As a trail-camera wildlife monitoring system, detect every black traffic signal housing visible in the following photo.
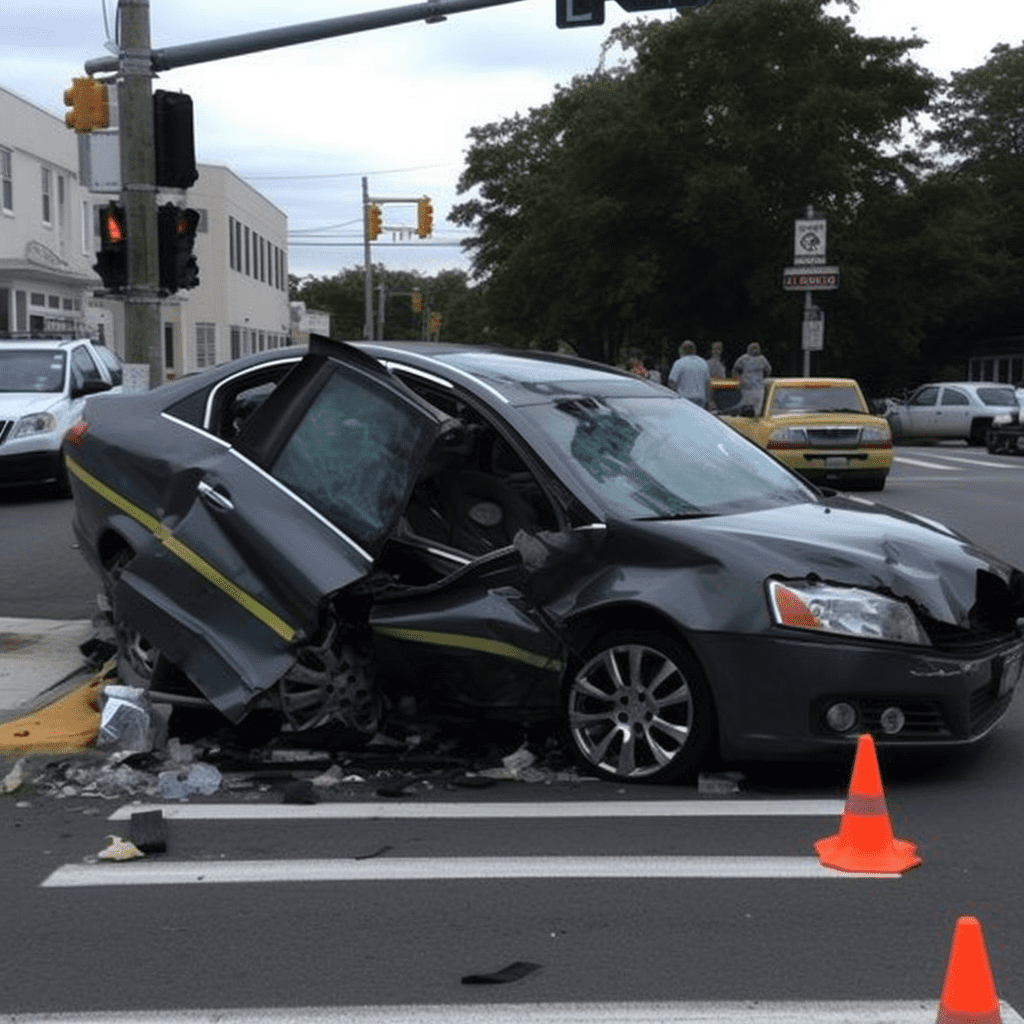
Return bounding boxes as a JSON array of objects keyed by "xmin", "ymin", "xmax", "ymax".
[
  {"xmin": 64, "ymin": 77, "xmax": 109, "ymax": 132},
  {"xmin": 410, "ymin": 288, "xmax": 423, "ymax": 314},
  {"xmin": 416, "ymin": 198, "xmax": 433, "ymax": 238},
  {"xmin": 153, "ymin": 90, "xmax": 198, "ymax": 190},
  {"xmin": 367, "ymin": 203, "xmax": 382, "ymax": 241},
  {"xmin": 93, "ymin": 202, "xmax": 127, "ymax": 291},
  {"xmin": 158, "ymin": 203, "xmax": 200, "ymax": 294}
]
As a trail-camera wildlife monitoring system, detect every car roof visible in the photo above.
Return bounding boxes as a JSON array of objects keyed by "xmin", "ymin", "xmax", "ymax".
[
  {"xmin": 0, "ymin": 338, "xmax": 93, "ymax": 350},
  {"xmin": 769, "ymin": 377, "xmax": 862, "ymax": 387},
  {"xmin": 917, "ymin": 381, "xmax": 1015, "ymax": 389},
  {"xmin": 360, "ymin": 340, "xmax": 659, "ymax": 406}
]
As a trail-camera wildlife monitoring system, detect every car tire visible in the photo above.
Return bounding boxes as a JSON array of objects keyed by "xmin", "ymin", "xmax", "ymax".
[
  {"xmin": 104, "ymin": 548, "xmax": 165, "ymax": 690},
  {"xmin": 563, "ymin": 630, "xmax": 714, "ymax": 784},
  {"xmin": 969, "ymin": 419, "xmax": 991, "ymax": 446}
]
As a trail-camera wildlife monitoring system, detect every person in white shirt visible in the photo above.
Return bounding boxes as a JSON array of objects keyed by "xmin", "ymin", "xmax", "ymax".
[
  {"xmin": 667, "ymin": 340, "xmax": 711, "ymax": 408},
  {"xmin": 731, "ymin": 342, "xmax": 772, "ymax": 412}
]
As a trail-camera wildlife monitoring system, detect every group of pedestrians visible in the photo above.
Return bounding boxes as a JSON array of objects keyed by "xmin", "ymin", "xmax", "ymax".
[{"xmin": 666, "ymin": 339, "xmax": 771, "ymax": 411}]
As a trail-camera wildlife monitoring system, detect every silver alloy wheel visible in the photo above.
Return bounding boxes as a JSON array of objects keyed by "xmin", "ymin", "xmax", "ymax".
[
  {"xmin": 117, "ymin": 623, "xmax": 159, "ymax": 684},
  {"xmin": 568, "ymin": 642, "xmax": 694, "ymax": 780}
]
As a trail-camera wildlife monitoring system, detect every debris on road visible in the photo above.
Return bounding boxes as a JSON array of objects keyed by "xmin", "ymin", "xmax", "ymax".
[
  {"xmin": 461, "ymin": 961, "xmax": 542, "ymax": 985},
  {"xmin": 96, "ymin": 834, "xmax": 145, "ymax": 861},
  {"xmin": 129, "ymin": 809, "xmax": 167, "ymax": 854}
]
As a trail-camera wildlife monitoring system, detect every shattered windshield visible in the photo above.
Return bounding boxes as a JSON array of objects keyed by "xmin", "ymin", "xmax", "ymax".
[
  {"xmin": 0, "ymin": 350, "xmax": 66, "ymax": 393},
  {"xmin": 526, "ymin": 395, "xmax": 813, "ymax": 518}
]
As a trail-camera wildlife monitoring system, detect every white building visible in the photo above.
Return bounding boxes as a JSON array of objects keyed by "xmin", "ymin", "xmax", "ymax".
[{"xmin": 1, "ymin": 84, "xmax": 292, "ymax": 378}]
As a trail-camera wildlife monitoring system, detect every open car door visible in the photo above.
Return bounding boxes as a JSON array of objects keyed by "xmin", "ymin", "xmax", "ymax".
[{"xmin": 113, "ymin": 339, "xmax": 448, "ymax": 722}]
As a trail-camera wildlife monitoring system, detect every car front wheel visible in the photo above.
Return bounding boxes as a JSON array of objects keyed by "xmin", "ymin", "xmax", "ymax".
[{"xmin": 564, "ymin": 630, "xmax": 713, "ymax": 783}]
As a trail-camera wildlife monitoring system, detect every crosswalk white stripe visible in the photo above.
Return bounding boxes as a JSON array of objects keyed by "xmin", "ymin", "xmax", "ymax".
[
  {"xmin": 107, "ymin": 799, "xmax": 846, "ymax": 821},
  {"xmin": 3, "ymin": 1002, "xmax": 1022, "ymax": 1023},
  {"xmin": 41, "ymin": 855, "xmax": 898, "ymax": 887}
]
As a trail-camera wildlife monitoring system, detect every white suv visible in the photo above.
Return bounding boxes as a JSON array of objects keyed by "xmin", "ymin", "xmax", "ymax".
[{"xmin": 0, "ymin": 338, "xmax": 122, "ymax": 495}]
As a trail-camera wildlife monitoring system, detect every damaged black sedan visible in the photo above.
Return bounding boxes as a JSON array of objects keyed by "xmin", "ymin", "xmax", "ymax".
[{"xmin": 64, "ymin": 339, "xmax": 1024, "ymax": 782}]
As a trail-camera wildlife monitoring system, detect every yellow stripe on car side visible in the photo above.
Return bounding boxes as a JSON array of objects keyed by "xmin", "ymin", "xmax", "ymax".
[
  {"xmin": 65, "ymin": 456, "xmax": 296, "ymax": 643},
  {"xmin": 374, "ymin": 625, "xmax": 563, "ymax": 672}
]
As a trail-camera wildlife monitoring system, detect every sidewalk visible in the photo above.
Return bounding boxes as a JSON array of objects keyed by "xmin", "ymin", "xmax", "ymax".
[{"xmin": 0, "ymin": 617, "xmax": 98, "ymax": 719}]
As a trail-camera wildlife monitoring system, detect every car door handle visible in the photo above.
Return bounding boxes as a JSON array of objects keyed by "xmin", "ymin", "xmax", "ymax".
[{"xmin": 198, "ymin": 480, "xmax": 234, "ymax": 512}]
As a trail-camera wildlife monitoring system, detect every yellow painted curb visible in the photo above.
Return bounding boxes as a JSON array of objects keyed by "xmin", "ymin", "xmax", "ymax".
[{"xmin": 0, "ymin": 659, "xmax": 117, "ymax": 754}]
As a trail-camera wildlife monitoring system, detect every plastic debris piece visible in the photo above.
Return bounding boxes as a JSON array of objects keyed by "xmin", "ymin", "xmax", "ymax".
[
  {"xmin": 129, "ymin": 809, "xmax": 167, "ymax": 854},
  {"xmin": 501, "ymin": 745, "xmax": 536, "ymax": 773},
  {"xmin": 97, "ymin": 685, "xmax": 151, "ymax": 753},
  {"xmin": 1, "ymin": 758, "xmax": 26, "ymax": 794},
  {"xmin": 166, "ymin": 738, "xmax": 195, "ymax": 765},
  {"xmin": 185, "ymin": 762, "xmax": 221, "ymax": 796},
  {"xmin": 698, "ymin": 771, "xmax": 745, "ymax": 796},
  {"xmin": 311, "ymin": 765, "xmax": 345, "ymax": 788},
  {"xmin": 97, "ymin": 834, "xmax": 144, "ymax": 861},
  {"xmin": 461, "ymin": 961, "xmax": 542, "ymax": 985}
]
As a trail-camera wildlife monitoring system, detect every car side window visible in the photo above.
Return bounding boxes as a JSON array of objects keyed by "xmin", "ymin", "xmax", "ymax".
[
  {"xmin": 270, "ymin": 366, "xmax": 427, "ymax": 551},
  {"xmin": 93, "ymin": 346, "xmax": 123, "ymax": 385},
  {"xmin": 941, "ymin": 388, "xmax": 969, "ymax": 406},
  {"xmin": 70, "ymin": 346, "xmax": 103, "ymax": 392},
  {"xmin": 910, "ymin": 387, "xmax": 939, "ymax": 407}
]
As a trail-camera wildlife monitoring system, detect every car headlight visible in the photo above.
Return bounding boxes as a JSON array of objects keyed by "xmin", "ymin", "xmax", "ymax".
[
  {"xmin": 766, "ymin": 426, "xmax": 807, "ymax": 447},
  {"xmin": 11, "ymin": 412, "xmax": 58, "ymax": 439},
  {"xmin": 767, "ymin": 579, "xmax": 931, "ymax": 646},
  {"xmin": 860, "ymin": 425, "xmax": 891, "ymax": 443}
]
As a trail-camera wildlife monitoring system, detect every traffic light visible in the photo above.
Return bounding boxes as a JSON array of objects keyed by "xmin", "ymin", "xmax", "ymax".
[
  {"xmin": 411, "ymin": 289, "xmax": 423, "ymax": 314},
  {"xmin": 93, "ymin": 202, "xmax": 127, "ymax": 291},
  {"xmin": 157, "ymin": 203, "xmax": 200, "ymax": 294},
  {"xmin": 429, "ymin": 311, "xmax": 442, "ymax": 338},
  {"xmin": 416, "ymin": 198, "xmax": 433, "ymax": 238},
  {"xmin": 153, "ymin": 90, "xmax": 198, "ymax": 189},
  {"xmin": 367, "ymin": 203, "xmax": 382, "ymax": 241},
  {"xmin": 64, "ymin": 77, "xmax": 109, "ymax": 133}
]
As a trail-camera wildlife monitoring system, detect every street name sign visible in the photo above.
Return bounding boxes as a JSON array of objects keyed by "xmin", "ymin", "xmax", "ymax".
[
  {"xmin": 783, "ymin": 266, "xmax": 839, "ymax": 291},
  {"xmin": 556, "ymin": 0, "xmax": 604, "ymax": 27}
]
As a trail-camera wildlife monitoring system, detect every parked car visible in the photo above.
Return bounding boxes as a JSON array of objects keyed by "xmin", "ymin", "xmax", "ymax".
[
  {"xmin": 885, "ymin": 382, "xmax": 1019, "ymax": 445},
  {"xmin": 717, "ymin": 377, "xmax": 893, "ymax": 491},
  {"xmin": 64, "ymin": 339, "xmax": 1024, "ymax": 782},
  {"xmin": 0, "ymin": 338, "xmax": 122, "ymax": 495}
]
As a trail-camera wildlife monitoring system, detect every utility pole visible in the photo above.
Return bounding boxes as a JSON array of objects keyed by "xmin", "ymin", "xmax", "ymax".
[
  {"xmin": 362, "ymin": 176, "xmax": 373, "ymax": 339},
  {"xmin": 118, "ymin": 0, "xmax": 162, "ymax": 388}
]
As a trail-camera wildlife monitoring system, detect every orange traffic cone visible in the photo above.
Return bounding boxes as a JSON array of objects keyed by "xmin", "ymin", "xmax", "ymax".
[
  {"xmin": 814, "ymin": 733, "xmax": 921, "ymax": 873},
  {"xmin": 936, "ymin": 916, "xmax": 1002, "ymax": 1023}
]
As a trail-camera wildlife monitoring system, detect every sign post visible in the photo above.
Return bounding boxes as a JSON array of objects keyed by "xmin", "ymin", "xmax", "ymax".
[{"xmin": 784, "ymin": 207, "xmax": 837, "ymax": 376}]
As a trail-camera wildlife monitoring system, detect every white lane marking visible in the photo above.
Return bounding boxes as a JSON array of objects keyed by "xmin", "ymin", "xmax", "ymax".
[
  {"xmin": 41, "ymin": 856, "xmax": 897, "ymax": 887},
  {"xmin": 921, "ymin": 453, "xmax": 1024, "ymax": 469},
  {"xmin": 107, "ymin": 799, "xmax": 846, "ymax": 821},
  {"xmin": 892, "ymin": 455, "xmax": 958, "ymax": 470},
  {"xmin": 6, "ymin": 1003, "xmax": 1021, "ymax": 1023}
]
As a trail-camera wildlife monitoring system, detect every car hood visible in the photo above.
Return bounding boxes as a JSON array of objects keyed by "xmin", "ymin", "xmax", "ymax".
[
  {"xmin": 531, "ymin": 499, "xmax": 1023, "ymax": 637},
  {"xmin": 0, "ymin": 392, "xmax": 65, "ymax": 418},
  {"xmin": 759, "ymin": 412, "xmax": 887, "ymax": 427},
  {"xmin": 676, "ymin": 500, "xmax": 1021, "ymax": 629}
]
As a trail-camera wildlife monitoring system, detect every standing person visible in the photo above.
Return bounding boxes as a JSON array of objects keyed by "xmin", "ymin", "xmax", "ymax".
[
  {"xmin": 732, "ymin": 342, "xmax": 772, "ymax": 412},
  {"xmin": 706, "ymin": 341, "xmax": 726, "ymax": 380},
  {"xmin": 667, "ymin": 340, "xmax": 711, "ymax": 409}
]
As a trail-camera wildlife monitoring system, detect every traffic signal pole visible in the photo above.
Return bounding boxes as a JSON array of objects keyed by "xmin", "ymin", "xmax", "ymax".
[{"xmin": 118, "ymin": 0, "xmax": 162, "ymax": 388}]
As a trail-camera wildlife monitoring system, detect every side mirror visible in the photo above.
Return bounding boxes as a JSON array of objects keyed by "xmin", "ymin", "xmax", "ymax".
[{"xmin": 72, "ymin": 378, "xmax": 113, "ymax": 399}]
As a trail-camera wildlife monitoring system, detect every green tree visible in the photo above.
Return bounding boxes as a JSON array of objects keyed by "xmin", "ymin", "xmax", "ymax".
[
  {"xmin": 924, "ymin": 43, "xmax": 1024, "ymax": 354},
  {"xmin": 453, "ymin": 0, "xmax": 942, "ymax": 375}
]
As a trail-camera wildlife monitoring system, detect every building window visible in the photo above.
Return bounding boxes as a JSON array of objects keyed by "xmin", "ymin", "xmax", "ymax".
[
  {"xmin": 41, "ymin": 167, "xmax": 52, "ymax": 224},
  {"xmin": 260, "ymin": 237, "xmax": 266, "ymax": 283},
  {"xmin": 164, "ymin": 323, "xmax": 174, "ymax": 368},
  {"xmin": 230, "ymin": 326, "xmax": 241, "ymax": 360},
  {"xmin": 195, "ymin": 323, "xmax": 216, "ymax": 368},
  {"xmin": 30, "ymin": 292, "xmax": 45, "ymax": 306},
  {"xmin": 1, "ymin": 148, "xmax": 12, "ymax": 212},
  {"xmin": 48, "ymin": 295, "xmax": 60, "ymax": 309},
  {"xmin": 244, "ymin": 226, "xmax": 250, "ymax": 275},
  {"xmin": 57, "ymin": 175, "xmax": 67, "ymax": 237},
  {"xmin": 235, "ymin": 220, "xmax": 242, "ymax": 274},
  {"xmin": 228, "ymin": 216, "xmax": 236, "ymax": 270}
]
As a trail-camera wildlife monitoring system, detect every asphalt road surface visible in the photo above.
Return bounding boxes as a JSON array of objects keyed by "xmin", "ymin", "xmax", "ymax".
[{"xmin": 2, "ymin": 443, "xmax": 1024, "ymax": 1021}]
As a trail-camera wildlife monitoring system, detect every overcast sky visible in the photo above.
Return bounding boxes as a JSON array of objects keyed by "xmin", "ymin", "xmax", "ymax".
[{"xmin": 5, "ymin": 0, "xmax": 1024, "ymax": 282}]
